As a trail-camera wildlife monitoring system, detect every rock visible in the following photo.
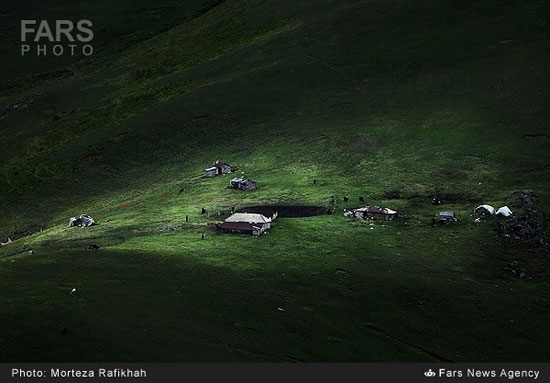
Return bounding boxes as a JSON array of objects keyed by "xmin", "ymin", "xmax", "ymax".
[{"xmin": 499, "ymin": 191, "xmax": 547, "ymax": 249}]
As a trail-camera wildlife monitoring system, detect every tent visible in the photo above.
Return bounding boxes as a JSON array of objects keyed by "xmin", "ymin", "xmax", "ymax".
[
  {"xmin": 496, "ymin": 206, "xmax": 513, "ymax": 217},
  {"xmin": 69, "ymin": 214, "xmax": 96, "ymax": 227},
  {"xmin": 474, "ymin": 205, "xmax": 496, "ymax": 216}
]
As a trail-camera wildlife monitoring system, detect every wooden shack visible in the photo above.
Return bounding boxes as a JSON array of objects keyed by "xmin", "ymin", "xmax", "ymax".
[
  {"xmin": 345, "ymin": 205, "xmax": 397, "ymax": 221},
  {"xmin": 438, "ymin": 211, "xmax": 456, "ymax": 223},
  {"xmin": 220, "ymin": 213, "xmax": 271, "ymax": 236},
  {"xmin": 229, "ymin": 177, "xmax": 257, "ymax": 191},
  {"xmin": 205, "ymin": 161, "xmax": 234, "ymax": 177}
]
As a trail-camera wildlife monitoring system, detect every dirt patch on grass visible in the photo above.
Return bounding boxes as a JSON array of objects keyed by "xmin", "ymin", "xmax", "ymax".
[
  {"xmin": 236, "ymin": 205, "xmax": 329, "ymax": 218},
  {"xmin": 118, "ymin": 197, "xmax": 144, "ymax": 209}
]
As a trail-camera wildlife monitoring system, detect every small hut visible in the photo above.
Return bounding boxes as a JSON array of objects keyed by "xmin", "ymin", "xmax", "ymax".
[
  {"xmin": 229, "ymin": 177, "xmax": 257, "ymax": 191},
  {"xmin": 474, "ymin": 205, "xmax": 496, "ymax": 217},
  {"xmin": 69, "ymin": 214, "xmax": 96, "ymax": 227},
  {"xmin": 220, "ymin": 213, "xmax": 271, "ymax": 236},
  {"xmin": 345, "ymin": 205, "xmax": 397, "ymax": 221},
  {"xmin": 438, "ymin": 211, "xmax": 456, "ymax": 223},
  {"xmin": 205, "ymin": 161, "xmax": 234, "ymax": 177}
]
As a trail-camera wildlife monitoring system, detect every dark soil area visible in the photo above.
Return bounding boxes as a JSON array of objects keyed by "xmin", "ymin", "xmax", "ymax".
[{"xmin": 236, "ymin": 205, "xmax": 330, "ymax": 218}]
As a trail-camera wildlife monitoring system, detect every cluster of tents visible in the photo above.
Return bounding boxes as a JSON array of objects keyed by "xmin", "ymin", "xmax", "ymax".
[{"xmin": 474, "ymin": 204, "xmax": 513, "ymax": 217}]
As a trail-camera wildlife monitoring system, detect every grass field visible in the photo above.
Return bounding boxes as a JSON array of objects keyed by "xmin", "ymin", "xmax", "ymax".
[{"xmin": 0, "ymin": 0, "xmax": 549, "ymax": 362}]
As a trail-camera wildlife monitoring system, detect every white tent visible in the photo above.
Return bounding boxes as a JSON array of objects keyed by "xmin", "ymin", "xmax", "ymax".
[
  {"xmin": 496, "ymin": 206, "xmax": 513, "ymax": 217},
  {"xmin": 69, "ymin": 214, "xmax": 96, "ymax": 227},
  {"xmin": 475, "ymin": 204, "xmax": 496, "ymax": 216}
]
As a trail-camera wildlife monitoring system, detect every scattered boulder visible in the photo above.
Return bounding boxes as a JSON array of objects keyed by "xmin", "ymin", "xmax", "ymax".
[{"xmin": 499, "ymin": 191, "xmax": 545, "ymax": 242}]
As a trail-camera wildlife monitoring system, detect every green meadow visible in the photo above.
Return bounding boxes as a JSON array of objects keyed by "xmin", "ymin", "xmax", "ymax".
[{"xmin": 0, "ymin": 0, "xmax": 549, "ymax": 361}]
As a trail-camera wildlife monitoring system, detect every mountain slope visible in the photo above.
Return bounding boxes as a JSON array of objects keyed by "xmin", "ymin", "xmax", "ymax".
[{"xmin": 0, "ymin": 0, "xmax": 549, "ymax": 362}]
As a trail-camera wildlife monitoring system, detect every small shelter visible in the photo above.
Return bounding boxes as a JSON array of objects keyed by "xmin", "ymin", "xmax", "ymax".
[
  {"xmin": 345, "ymin": 205, "xmax": 397, "ymax": 221},
  {"xmin": 496, "ymin": 206, "xmax": 513, "ymax": 217},
  {"xmin": 69, "ymin": 214, "xmax": 96, "ymax": 227},
  {"xmin": 220, "ymin": 213, "xmax": 272, "ymax": 236},
  {"xmin": 438, "ymin": 211, "xmax": 457, "ymax": 223},
  {"xmin": 229, "ymin": 177, "xmax": 257, "ymax": 191},
  {"xmin": 205, "ymin": 161, "xmax": 234, "ymax": 177},
  {"xmin": 474, "ymin": 205, "xmax": 496, "ymax": 216}
]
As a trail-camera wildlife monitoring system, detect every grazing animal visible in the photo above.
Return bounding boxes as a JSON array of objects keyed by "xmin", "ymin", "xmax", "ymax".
[
  {"xmin": 359, "ymin": 197, "xmax": 365, "ymax": 202},
  {"xmin": 201, "ymin": 233, "xmax": 205, "ymax": 240},
  {"xmin": 70, "ymin": 288, "xmax": 77, "ymax": 296},
  {"xmin": 88, "ymin": 244, "xmax": 100, "ymax": 250},
  {"xmin": 178, "ymin": 188, "xmax": 185, "ymax": 194},
  {"xmin": 343, "ymin": 197, "xmax": 348, "ymax": 202},
  {"xmin": 185, "ymin": 215, "xmax": 189, "ymax": 222},
  {"xmin": 313, "ymin": 179, "xmax": 317, "ymax": 185},
  {"xmin": 201, "ymin": 207, "xmax": 206, "ymax": 214}
]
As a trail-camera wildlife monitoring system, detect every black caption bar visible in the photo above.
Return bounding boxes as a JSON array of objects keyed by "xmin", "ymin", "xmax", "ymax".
[{"xmin": 1, "ymin": 363, "xmax": 548, "ymax": 383}]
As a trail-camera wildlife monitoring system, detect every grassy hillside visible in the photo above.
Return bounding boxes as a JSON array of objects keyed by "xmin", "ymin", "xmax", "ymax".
[{"xmin": 0, "ymin": 0, "xmax": 549, "ymax": 362}]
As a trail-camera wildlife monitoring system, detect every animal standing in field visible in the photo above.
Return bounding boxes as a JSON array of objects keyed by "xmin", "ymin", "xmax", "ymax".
[{"xmin": 69, "ymin": 288, "xmax": 77, "ymax": 296}]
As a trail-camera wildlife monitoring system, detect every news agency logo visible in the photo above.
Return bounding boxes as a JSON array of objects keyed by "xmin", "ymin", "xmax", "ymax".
[
  {"xmin": 20, "ymin": 19, "xmax": 94, "ymax": 56},
  {"xmin": 424, "ymin": 369, "xmax": 436, "ymax": 378}
]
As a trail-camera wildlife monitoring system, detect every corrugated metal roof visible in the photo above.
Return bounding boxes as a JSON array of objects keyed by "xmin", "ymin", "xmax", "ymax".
[{"xmin": 225, "ymin": 213, "xmax": 271, "ymax": 224}]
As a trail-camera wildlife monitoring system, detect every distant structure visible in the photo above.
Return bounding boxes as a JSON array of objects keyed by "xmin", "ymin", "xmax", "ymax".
[
  {"xmin": 229, "ymin": 177, "xmax": 257, "ymax": 191},
  {"xmin": 438, "ymin": 211, "xmax": 456, "ymax": 223},
  {"xmin": 205, "ymin": 161, "xmax": 234, "ymax": 178},
  {"xmin": 344, "ymin": 205, "xmax": 397, "ymax": 221},
  {"xmin": 220, "ymin": 213, "xmax": 272, "ymax": 236},
  {"xmin": 474, "ymin": 204, "xmax": 496, "ymax": 217},
  {"xmin": 68, "ymin": 214, "xmax": 96, "ymax": 227},
  {"xmin": 474, "ymin": 204, "xmax": 512, "ymax": 217}
]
